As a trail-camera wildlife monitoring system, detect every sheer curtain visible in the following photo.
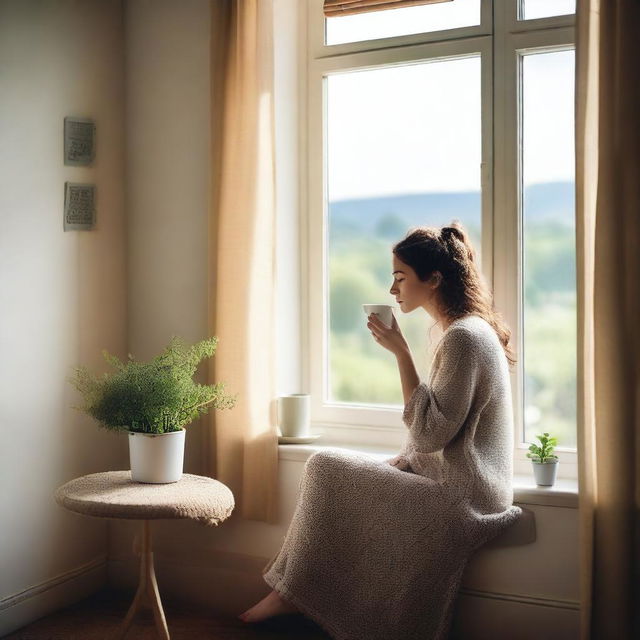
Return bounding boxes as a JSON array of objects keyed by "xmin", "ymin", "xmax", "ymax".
[
  {"xmin": 207, "ymin": 0, "xmax": 279, "ymax": 524},
  {"xmin": 576, "ymin": 0, "xmax": 640, "ymax": 637}
]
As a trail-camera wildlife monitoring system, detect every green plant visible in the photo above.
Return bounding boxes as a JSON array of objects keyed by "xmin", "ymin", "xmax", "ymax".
[
  {"xmin": 70, "ymin": 336, "xmax": 237, "ymax": 434},
  {"xmin": 526, "ymin": 432, "xmax": 559, "ymax": 464}
]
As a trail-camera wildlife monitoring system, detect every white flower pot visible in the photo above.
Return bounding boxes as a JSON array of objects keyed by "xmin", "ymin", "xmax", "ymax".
[
  {"xmin": 128, "ymin": 429, "xmax": 185, "ymax": 483},
  {"xmin": 532, "ymin": 459, "xmax": 558, "ymax": 486}
]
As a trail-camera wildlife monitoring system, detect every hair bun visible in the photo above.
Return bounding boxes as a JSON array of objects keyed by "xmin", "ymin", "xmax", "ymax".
[
  {"xmin": 441, "ymin": 225, "xmax": 465, "ymax": 243},
  {"xmin": 441, "ymin": 223, "xmax": 476, "ymax": 263}
]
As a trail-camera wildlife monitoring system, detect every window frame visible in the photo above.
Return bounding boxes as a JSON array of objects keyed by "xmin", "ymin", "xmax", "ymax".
[{"xmin": 301, "ymin": 0, "xmax": 578, "ymax": 478}]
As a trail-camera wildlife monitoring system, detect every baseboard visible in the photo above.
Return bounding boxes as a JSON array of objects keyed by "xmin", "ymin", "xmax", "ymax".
[
  {"xmin": 0, "ymin": 556, "xmax": 107, "ymax": 637},
  {"xmin": 459, "ymin": 586, "xmax": 579, "ymax": 611},
  {"xmin": 452, "ymin": 588, "xmax": 580, "ymax": 639}
]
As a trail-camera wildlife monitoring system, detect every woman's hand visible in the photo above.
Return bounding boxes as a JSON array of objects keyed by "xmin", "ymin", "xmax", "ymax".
[
  {"xmin": 385, "ymin": 454, "xmax": 412, "ymax": 472},
  {"xmin": 367, "ymin": 312, "xmax": 409, "ymax": 358}
]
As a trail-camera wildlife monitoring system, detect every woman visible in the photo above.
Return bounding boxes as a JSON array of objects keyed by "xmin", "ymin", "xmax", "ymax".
[{"xmin": 240, "ymin": 222, "xmax": 522, "ymax": 640}]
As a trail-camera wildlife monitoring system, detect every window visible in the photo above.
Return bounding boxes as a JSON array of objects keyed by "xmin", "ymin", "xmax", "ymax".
[
  {"xmin": 521, "ymin": 49, "xmax": 576, "ymax": 450},
  {"xmin": 304, "ymin": 0, "xmax": 577, "ymax": 477}
]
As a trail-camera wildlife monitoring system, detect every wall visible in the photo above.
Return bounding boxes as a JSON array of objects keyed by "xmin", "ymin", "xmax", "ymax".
[{"xmin": 0, "ymin": 0, "xmax": 128, "ymax": 635}]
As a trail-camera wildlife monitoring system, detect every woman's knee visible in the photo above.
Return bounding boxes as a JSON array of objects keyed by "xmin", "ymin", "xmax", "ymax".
[{"xmin": 304, "ymin": 449, "xmax": 351, "ymax": 476}]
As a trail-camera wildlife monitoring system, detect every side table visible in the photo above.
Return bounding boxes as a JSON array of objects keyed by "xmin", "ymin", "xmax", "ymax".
[{"xmin": 55, "ymin": 471, "xmax": 234, "ymax": 639}]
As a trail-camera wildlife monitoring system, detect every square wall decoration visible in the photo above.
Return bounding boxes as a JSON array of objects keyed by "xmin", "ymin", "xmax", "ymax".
[
  {"xmin": 64, "ymin": 182, "xmax": 95, "ymax": 231},
  {"xmin": 64, "ymin": 117, "xmax": 96, "ymax": 166}
]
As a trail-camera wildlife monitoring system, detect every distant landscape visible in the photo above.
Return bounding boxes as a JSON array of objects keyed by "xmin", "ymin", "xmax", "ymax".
[{"xmin": 327, "ymin": 181, "xmax": 577, "ymax": 449}]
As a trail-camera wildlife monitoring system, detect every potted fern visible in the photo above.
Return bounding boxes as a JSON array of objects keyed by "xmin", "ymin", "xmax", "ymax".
[
  {"xmin": 70, "ymin": 336, "xmax": 236, "ymax": 483},
  {"xmin": 526, "ymin": 432, "xmax": 559, "ymax": 486}
]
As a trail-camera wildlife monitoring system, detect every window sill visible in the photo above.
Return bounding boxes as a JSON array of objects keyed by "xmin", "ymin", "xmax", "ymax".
[{"xmin": 278, "ymin": 443, "xmax": 578, "ymax": 509}]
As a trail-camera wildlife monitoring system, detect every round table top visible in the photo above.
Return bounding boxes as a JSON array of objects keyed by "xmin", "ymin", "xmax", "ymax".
[{"xmin": 55, "ymin": 471, "xmax": 234, "ymax": 526}]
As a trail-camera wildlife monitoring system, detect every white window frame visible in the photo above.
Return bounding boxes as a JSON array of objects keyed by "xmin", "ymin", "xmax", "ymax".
[{"xmin": 300, "ymin": 0, "xmax": 578, "ymax": 478}]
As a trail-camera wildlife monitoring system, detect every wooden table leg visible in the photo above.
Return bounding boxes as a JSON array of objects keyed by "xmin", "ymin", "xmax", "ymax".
[{"xmin": 116, "ymin": 520, "xmax": 170, "ymax": 640}]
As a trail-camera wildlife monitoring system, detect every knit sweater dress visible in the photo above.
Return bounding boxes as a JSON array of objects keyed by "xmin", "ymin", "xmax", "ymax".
[{"xmin": 263, "ymin": 315, "xmax": 522, "ymax": 640}]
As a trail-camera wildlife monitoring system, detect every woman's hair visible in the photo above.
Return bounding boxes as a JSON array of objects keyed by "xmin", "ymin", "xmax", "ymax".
[{"xmin": 392, "ymin": 221, "xmax": 516, "ymax": 366}]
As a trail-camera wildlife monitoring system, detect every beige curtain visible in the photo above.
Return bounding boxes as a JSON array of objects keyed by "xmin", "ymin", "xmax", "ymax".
[
  {"xmin": 324, "ymin": 0, "xmax": 450, "ymax": 18},
  {"xmin": 207, "ymin": 0, "xmax": 279, "ymax": 524},
  {"xmin": 576, "ymin": 0, "xmax": 640, "ymax": 637}
]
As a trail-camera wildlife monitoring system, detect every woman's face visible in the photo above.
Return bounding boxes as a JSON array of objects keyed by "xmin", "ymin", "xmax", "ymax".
[{"xmin": 389, "ymin": 254, "xmax": 441, "ymax": 315}]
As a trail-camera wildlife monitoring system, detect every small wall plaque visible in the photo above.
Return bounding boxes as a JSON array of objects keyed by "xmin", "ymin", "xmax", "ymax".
[
  {"xmin": 64, "ymin": 117, "xmax": 96, "ymax": 166},
  {"xmin": 64, "ymin": 182, "xmax": 96, "ymax": 231}
]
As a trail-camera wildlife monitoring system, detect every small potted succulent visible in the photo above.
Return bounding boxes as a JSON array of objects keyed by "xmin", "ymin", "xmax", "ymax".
[
  {"xmin": 526, "ymin": 432, "xmax": 559, "ymax": 486},
  {"xmin": 70, "ymin": 336, "xmax": 237, "ymax": 483}
]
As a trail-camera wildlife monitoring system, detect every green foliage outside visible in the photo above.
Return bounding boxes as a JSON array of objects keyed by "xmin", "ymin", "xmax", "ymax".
[
  {"xmin": 70, "ymin": 336, "xmax": 237, "ymax": 434},
  {"xmin": 523, "ymin": 219, "xmax": 576, "ymax": 449}
]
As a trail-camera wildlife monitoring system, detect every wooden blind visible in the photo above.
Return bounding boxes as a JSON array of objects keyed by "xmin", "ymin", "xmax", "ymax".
[{"xmin": 324, "ymin": 0, "xmax": 452, "ymax": 18}]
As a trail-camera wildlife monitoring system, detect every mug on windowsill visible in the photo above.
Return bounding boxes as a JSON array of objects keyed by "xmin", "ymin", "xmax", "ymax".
[{"xmin": 277, "ymin": 394, "xmax": 311, "ymax": 438}]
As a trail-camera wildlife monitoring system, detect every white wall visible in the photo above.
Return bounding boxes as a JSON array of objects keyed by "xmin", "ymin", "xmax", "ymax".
[{"xmin": 0, "ymin": 0, "xmax": 128, "ymax": 635}]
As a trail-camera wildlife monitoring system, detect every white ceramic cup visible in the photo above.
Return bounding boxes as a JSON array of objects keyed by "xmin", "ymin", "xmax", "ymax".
[
  {"xmin": 363, "ymin": 304, "xmax": 395, "ymax": 327},
  {"xmin": 277, "ymin": 394, "xmax": 311, "ymax": 437}
]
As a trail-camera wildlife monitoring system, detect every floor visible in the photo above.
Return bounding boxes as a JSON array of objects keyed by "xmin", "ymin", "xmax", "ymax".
[{"xmin": 2, "ymin": 588, "xmax": 331, "ymax": 640}]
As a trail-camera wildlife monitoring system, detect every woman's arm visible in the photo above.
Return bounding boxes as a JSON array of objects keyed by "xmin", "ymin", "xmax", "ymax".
[
  {"xmin": 403, "ymin": 327, "xmax": 481, "ymax": 452},
  {"xmin": 395, "ymin": 348, "xmax": 420, "ymax": 406},
  {"xmin": 368, "ymin": 313, "xmax": 483, "ymax": 453}
]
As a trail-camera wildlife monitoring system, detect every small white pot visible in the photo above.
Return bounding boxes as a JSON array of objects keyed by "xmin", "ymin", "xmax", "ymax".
[
  {"xmin": 128, "ymin": 429, "xmax": 185, "ymax": 483},
  {"xmin": 532, "ymin": 459, "xmax": 559, "ymax": 486}
]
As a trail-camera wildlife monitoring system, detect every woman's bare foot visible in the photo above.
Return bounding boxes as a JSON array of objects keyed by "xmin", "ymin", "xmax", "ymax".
[{"xmin": 238, "ymin": 589, "xmax": 299, "ymax": 623}]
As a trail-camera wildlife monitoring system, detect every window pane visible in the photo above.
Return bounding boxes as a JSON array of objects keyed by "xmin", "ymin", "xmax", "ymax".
[
  {"xmin": 521, "ymin": 49, "xmax": 576, "ymax": 450},
  {"xmin": 521, "ymin": 0, "xmax": 575, "ymax": 20},
  {"xmin": 325, "ymin": 0, "xmax": 480, "ymax": 46},
  {"xmin": 326, "ymin": 57, "xmax": 482, "ymax": 406}
]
